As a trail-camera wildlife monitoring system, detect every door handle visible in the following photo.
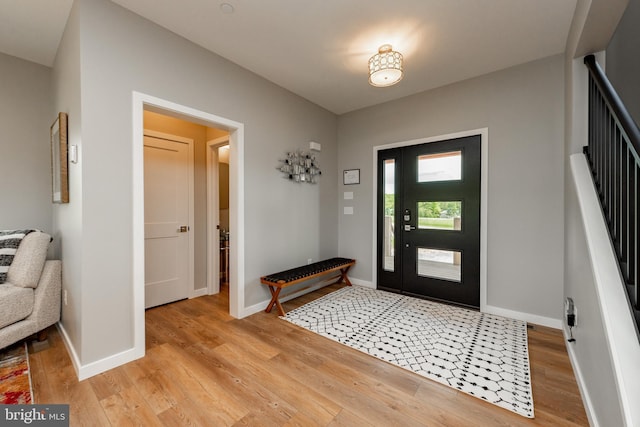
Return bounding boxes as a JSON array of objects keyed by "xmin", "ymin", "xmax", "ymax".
[
  {"xmin": 404, "ymin": 225, "xmax": 416, "ymax": 231},
  {"xmin": 178, "ymin": 225, "xmax": 189, "ymax": 233}
]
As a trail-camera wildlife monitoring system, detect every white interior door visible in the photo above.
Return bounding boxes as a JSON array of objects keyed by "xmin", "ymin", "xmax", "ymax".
[{"xmin": 144, "ymin": 135, "xmax": 191, "ymax": 308}]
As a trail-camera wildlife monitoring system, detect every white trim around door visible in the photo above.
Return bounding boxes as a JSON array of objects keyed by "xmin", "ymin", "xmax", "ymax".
[
  {"xmin": 371, "ymin": 128, "xmax": 489, "ymax": 312},
  {"xmin": 132, "ymin": 91, "xmax": 246, "ymax": 362}
]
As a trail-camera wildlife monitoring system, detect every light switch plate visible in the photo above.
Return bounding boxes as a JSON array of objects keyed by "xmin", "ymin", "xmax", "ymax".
[{"xmin": 69, "ymin": 145, "xmax": 78, "ymax": 163}]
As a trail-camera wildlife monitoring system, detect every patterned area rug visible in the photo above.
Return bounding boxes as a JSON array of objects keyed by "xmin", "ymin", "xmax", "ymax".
[
  {"xmin": 283, "ymin": 286, "xmax": 534, "ymax": 418},
  {"xmin": 0, "ymin": 342, "xmax": 33, "ymax": 404}
]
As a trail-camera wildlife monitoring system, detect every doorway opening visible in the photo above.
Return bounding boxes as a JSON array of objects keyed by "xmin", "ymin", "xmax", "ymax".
[
  {"xmin": 207, "ymin": 137, "xmax": 230, "ymax": 297},
  {"xmin": 132, "ymin": 92, "xmax": 245, "ymax": 359},
  {"xmin": 142, "ymin": 110, "xmax": 231, "ymax": 310}
]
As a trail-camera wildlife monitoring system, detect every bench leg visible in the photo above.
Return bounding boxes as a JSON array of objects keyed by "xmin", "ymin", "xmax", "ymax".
[
  {"xmin": 265, "ymin": 286, "xmax": 286, "ymax": 316},
  {"xmin": 332, "ymin": 265, "xmax": 353, "ymax": 286}
]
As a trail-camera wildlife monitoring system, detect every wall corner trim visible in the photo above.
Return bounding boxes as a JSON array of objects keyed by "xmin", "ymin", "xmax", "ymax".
[{"xmin": 483, "ymin": 305, "xmax": 562, "ymax": 329}]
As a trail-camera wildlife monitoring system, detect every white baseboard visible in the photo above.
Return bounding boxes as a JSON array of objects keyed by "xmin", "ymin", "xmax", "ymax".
[
  {"xmin": 241, "ymin": 280, "xmax": 560, "ymax": 330},
  {"xmin": 242, "ymin": 300, "xmax": 268, "ymax": 318},
  {"xmin": 56, "ymin": 322, "xmax": 144, "ymax": 381},
  {"xmin": 482, "ymin": 305, "xmax": 562, "ymax": 329},
  {"xmin": 76, "ymin": 346, "xmax": 143, "ymax": 381},
  {"xmin": 55, "ymin": 286, "xmax": 563, "ymax": 381},
  {"xmin": 242, "ymin": 278, "xmax": 373, "ymax": 318},
  {"xmin": 563, "ymin": 327, "xmax": 599, "ymax": 427},
  {"xmin": 349, "ymin": 282, "xmax": 559, "ymax": 328},
  {"xmin": 350, "ymin": 278, "xmax": 374, "ymax": 288},
  {"xmin": 56, "ymin": 322, "xmax": 82, "ymax": 378},
  {"xmin": 191, "ymin": 287, "xmax": 208, "ymax": 298}
]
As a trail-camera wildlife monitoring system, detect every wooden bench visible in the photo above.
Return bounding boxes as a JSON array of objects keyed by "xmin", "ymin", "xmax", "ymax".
[{"xmin": 261, "ymin": 257, "xmax": 355, "ymax": 316}]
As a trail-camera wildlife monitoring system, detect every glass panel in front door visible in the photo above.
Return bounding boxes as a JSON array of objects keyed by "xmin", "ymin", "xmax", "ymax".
[
  {"xmin": 417, "ymin": 247, "xmax": 462, "ymax": 282},
  {"xmin": 417, "ymin": 201, "xmax": 462, "ymax": 230},
  {"xmin": 383, "ymin": 159, "xmax": 395, "ymax": 272},
  {"xmin": 417, "ymin": 151, "xmax": 461, "ymax": 182}
]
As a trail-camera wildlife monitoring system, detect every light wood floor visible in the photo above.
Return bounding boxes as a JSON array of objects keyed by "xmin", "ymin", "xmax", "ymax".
[{"xmin": 29, "ymin": 284, "xmax": 589, "ymax": 426}]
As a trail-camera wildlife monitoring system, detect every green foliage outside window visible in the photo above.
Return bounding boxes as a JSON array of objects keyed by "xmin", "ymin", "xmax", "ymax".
[
  {"xmin": 384, "ymin": 194, "xmax": 395, "ymax": 216},
  {"xmin": 418, "ymin": 201, "xmax": 461, "ymax": 219}
]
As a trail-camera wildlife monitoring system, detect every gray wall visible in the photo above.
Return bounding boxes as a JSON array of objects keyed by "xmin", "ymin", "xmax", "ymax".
[
  {"xmin": 337, "ymin": 54, "xmax": 565, "ymax": 321},
  {"xmin": 0, "ymin": 53, "xmax": 52, "ymax": 233},
  {"xmin": 53, "ymin": 0, "xmax": 338, "ymax": 365},
  {"xmin": 52, "ymin": 0, "xmax": 83, "ymax": 359},
  {"xmin": 606, "ymin": 0, "xmax": 640, "ymax": 126}
]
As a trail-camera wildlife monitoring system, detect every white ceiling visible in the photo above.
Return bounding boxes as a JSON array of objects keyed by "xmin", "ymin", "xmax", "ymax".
[{"xmin": 1, "ymin": 0, "xmax": 578, "ymax": 114}]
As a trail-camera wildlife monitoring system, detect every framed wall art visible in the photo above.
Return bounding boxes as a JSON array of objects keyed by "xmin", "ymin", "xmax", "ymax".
[
  {"xmin": 51, "ymin": 112, "xmax": 69, "ymax": 203},
  {"xmin": 343, "ymin": 168, "xmax": 360, "ymax": 185}
]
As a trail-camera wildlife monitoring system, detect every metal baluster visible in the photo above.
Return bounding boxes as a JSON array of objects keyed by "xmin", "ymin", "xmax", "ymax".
[
  {"xmin": 587, "ymin": 76, "xmax": 596, "ymax": 169},
  {"xmin": 629, "ymin": 150, "xmax": 636, "ymax": 287},
  {"xmin": 598, "ymin": 91, "xmax": 604, "ymax": 196},
  {"xmin": 621, "ymin": 142, "xmax": 629, "ymax": 280},
  {"xmin": 615, "ymin": 125, "xmax": 622, "ymax": 258},
  {"xmin": 608, "ymin": 112, "xmax": 614, "ymax": 226},
  {"xmin": 629, "ymin": 162, "xmax": 640, "ymax": 309}
]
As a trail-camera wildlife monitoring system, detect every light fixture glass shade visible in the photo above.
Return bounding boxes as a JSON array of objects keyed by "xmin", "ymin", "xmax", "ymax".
[{"xmin": 368, "ymin": 44, "xmax": 403, "ymax": 87}]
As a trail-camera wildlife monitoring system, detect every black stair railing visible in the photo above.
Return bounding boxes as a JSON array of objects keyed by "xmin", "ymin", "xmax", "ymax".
[{"xmin": 583, "ymin": 54, "xmax": 640, "ymax": 335}]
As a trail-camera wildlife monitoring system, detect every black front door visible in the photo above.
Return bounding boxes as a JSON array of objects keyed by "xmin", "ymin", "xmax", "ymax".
[{"xmin": 377, "ymin": 135, "xmax": 481, "ymax": 308}]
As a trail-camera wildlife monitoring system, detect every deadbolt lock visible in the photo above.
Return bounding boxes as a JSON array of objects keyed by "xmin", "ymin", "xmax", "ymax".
[{"xmin": 179, "ymin": 225, "xmax": 189, "ymax": 233}]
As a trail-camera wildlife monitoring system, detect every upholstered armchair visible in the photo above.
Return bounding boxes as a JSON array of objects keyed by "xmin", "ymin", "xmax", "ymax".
[{"xmin": 0, "ymin": 231, "xmax": 61, "ymax": 349}]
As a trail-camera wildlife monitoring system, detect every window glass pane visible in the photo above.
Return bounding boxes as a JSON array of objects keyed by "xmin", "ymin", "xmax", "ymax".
[
  {"xmin": 417, "ymin": 248, "xmax": 461, "ymax": 282},
  {"xmin": 383, "ymin": 159, "xmax": 395, "ymax": 271},
  {"xmin": 418, "ymin": 151, "xmax": 461, "ymax": 182},
  {"xmin": 417, "ymin": 201, "xmax": 462, "ymax": 230}
]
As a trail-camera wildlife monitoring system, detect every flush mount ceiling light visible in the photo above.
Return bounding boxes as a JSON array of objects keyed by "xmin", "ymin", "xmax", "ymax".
[
  {"xmin": 368, "ymin": 44, "xmax": 403, "ymax": 87},
  {"xmin": 220, "ymin": 3, "xmax": 235, "ymax": 13}
]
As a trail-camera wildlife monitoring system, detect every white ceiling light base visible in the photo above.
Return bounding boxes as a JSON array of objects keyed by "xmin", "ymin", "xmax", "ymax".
[
  {"xmin": 220, "ymin": 3, "xmax": 235, "ymax": 14},
  {"xmin": 368, "ymin": 44, "xmax": 403, "ymax": 87}
]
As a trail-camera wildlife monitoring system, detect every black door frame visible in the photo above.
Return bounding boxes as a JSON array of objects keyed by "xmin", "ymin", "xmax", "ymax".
[{"xmin": 372, "ymin": 129, "xmax": 488, "ymax": 310}]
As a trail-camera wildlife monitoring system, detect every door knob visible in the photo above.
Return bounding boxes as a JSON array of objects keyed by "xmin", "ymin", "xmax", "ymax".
[{"xmin": 179, "ymin": 226, "xmax": 189, "ymax": 233}]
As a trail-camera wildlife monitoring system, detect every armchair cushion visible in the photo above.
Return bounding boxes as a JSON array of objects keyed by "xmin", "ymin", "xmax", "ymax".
[
  {"xmin": 0, "ymin": 284, "xmax": 34, "ymax": 328},
  {"xmin": 7, "ymin": 231, "xmax": 50, "ymax": 288}
]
